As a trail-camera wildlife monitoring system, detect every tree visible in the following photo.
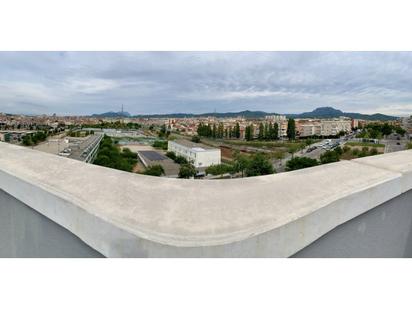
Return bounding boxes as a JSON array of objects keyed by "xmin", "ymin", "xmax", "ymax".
[
  {"xmin": 395, "ymin": 127, "xmax": 406, "ymax": 136},
  {"xmin": 228, "ymin": 126, "xmax": 233, "ymax": 138},
  {"xmin": 264, "ymin": 123, "xmax": 269, "ymax": 140},
  {"xmin": 218, "ymin": 123, "xmax": 224, "ymax": 138},
  {"xmin": 286, "ymin": 157, "xmax": 319, "ymax": 171},
  {"xmin": 287, "ymin": 118, "xmax": 296, "ymax": 140},
  {"xmin": 174, "ymin": 155, "xmax": 188, "ymax": 164},
  {"xmin": 93, "ymin": 135, "xmax": 136, "ymax": 172},
  {"xmin": 245, "ymin": 153, "xmax": 275, "ymax": 177},
  {"xmin": 144, "ymin": 164, "xmax": 165, "ymax": 176},
  {"xmin": 305, "ymin": 139, "xmax": 314, "ymax": 147},
  {"xmin": 382, "ymin": 123, "xmax": 392, "ymax": 137},
  {"xmin": 205, "ymin": 164, "xmax": 233, "ymax": 177},
  {"xmin": 234, "ymin": 122, "xmax": 241, "ymax": 139},
  {"xmin": 159, "ymin": 124, "xmax": 169, "ymax": 138},
  {"xmin": 121, "ymin": 147, "xmax": 137, "ymax": 159},
  {"xmin": 272, "ymin": 122, "xmax": 279, "ymax": 140},
  {"xmin": 191, "ymin": 135, "xmax": 201, "ymax": 143},
  {"xmin": 245, "ymin": 125, "xmax": 253, "ymax": 141},
  {"xmin": 268, "ymin": 123, "xmax": 274, "ymax": 140},
  {"xmin": 22, "ymin": 135, "xmax": 33, "ymax": 146},
  {"xmin": 258, "ymin": 123, "xmax": 264, "ymax": 140},
  {"xmin": 178, "ymin": 163, "xmax": 197, "ymax": 178},
  {"xmin": 232, "ymin": 151, "xmax": 250, "ymax": 177},
  {"xmin": 369, "ymin": 129, "xmax": 380, "ymax": 139},
  {"xmin": 337, "ymin": 130, "xmax": 346, "ymax": 137},
  {"xmin": 153, "ymin": 140, "xmax": 168, "ymax": 150},
  {"xmin": 287, "ymin": 144, "xmax": 300, "ymax": 159},
  {"xmin": 334, "ymin": 146, "xmax": 343, "ymax": 156},
  {"xmin": 212, "ymin": 123, "xmax": 217, "ymax": 138}
]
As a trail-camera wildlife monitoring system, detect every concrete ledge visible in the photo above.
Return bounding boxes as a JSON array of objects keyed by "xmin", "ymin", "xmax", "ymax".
[{"xmin": 0, "ymin": 142, "xmax": 411, "ymax": 257}]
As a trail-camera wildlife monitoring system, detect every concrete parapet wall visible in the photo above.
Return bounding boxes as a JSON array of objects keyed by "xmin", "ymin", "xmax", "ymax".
[{"xmin": 1, "ymin": 142, "xmax": 412, "ymax": 257}]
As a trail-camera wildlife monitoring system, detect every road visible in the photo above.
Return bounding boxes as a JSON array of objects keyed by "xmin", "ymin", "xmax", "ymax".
[
  {"xmin": 382, "ymin": 134, "xmax": 408, "ymax": 153},
  {"xmin": 274, "ymin": 138, "xmax": 349, "ymax": 173}
]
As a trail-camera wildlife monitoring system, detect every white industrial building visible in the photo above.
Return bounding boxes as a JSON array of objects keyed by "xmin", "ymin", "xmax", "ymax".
[{"xmin": 168, "ymin": 139, "xmax": 221, "ymax": 168}]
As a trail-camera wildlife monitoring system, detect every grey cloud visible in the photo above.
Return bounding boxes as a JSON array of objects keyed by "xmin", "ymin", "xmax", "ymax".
[{"xmin": 1, "ymin": 52, "xmax": 412, "ymax": 116}]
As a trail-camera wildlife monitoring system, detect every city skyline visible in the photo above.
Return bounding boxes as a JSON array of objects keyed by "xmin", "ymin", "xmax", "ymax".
[{"xmin": 2, "ymin": 52, "xmax": 412, "ymax": 116}]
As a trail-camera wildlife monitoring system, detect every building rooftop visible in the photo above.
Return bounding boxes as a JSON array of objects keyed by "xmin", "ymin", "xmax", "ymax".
[
  {"xmin": 137, "ymin": 150, "xmax": 180, "ymax": 176},
  {"xmin": 171, "ymin": 139, "xmax": 219, "ymax": 151}
]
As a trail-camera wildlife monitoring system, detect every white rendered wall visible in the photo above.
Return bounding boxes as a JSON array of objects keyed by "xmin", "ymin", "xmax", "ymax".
[{"xmin": 1, "ymin": 142, "xmax": 412, "ymax": 257}]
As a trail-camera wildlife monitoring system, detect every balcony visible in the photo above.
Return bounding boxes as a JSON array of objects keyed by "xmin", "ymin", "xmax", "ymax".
[{"xmin": 1, "ymin": 141, "xmax": 412, "ymax": 257}]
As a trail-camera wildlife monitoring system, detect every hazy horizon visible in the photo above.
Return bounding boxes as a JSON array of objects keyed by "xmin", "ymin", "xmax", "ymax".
[
  {"xmin": 1, "ymin": 52, "xmax": 412, "ymax": 117},
  {"xmin": 0, "ymin": 105, "xmax": 400, "ymax": 117}
]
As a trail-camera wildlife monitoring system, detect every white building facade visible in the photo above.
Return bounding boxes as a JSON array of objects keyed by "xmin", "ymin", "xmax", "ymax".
[
  {"xmin": 168, "ymin": 140, "xmax": 221, "ymax": 168},
  {"xmin": 320, "ymin": 118, "xmax": 352, "ymax": 136}
]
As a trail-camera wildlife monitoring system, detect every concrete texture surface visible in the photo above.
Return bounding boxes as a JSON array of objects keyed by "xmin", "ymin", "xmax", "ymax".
[
  {"xmin": 0, "ymin": 189, "xmax": 103, "ymax": 258},
  {"xmin": 1, "ymin": 142, "xmax": 412, "ymax": 257},
  {"xmin": 293, "ymin": 189, "xmax": 412, "ymax": 257}
]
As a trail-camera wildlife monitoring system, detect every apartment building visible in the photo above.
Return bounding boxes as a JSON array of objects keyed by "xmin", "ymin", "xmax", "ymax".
[
  {"xmin": 300, "ymin": 124, "xmax": 322, "ymax": 137},
  {"xmin": 401, "ymin": 116, "xmax": 412, "ymax": 134},
  {"xmin": 320, "ymin": 117, "xmax": 352, "ymax": 136}
]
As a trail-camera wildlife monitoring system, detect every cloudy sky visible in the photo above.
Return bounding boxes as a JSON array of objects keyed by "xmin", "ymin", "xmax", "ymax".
[{"xmin": 1, "ymin": 51, "xmax": 412, "ymax": 116}]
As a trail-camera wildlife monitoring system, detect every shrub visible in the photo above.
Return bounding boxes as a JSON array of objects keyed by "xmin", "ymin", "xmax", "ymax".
[
  {"xmin": 166, "ymin": 151, "xmax": 176, "ymax": 160},
  {"xmin": 205, "ymin": 164, "xmax": 233, "ymax": 176},
  {"xmin": 320, "ymin": 150, "xmax": 340, "ymax": 164},
  {"xmin": 286, "ymin": 157, "xmax": 319, "ymax": 171},
  {"xmin": 153, "ymin": 140, "xmax": 168, "ymax": 150},
  {"xmin": 174, "ymin": 155, "xmax": 188, "ymax": 164},
  {"xmin": 144, "ymin": 164, "xmax": 165, "ymax": 176},
  {"xmin": 178, "ymin": 163, "xmax": 197, "ymax": 178},
  {"xmin": 334, "ymin": 146, "xmax": 343, "ymax": 156},
  {"xmin": 244, "ymin": 153, "xmax": 275, "ymax": 177},
  {"xmin": 369, "ymin": 148, "xmax": 378, "ymax": 156},
  {"xmin": 191, "ymin": 135, "xmax": 201, "ymax": 143}
]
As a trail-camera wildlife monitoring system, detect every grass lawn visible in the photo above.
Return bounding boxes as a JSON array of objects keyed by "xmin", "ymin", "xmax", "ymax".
[{"xmin": 345, "ymin": 141, "xmax": 385, "ymax": 148}]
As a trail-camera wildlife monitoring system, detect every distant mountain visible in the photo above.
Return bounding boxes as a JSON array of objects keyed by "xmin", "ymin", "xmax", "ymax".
[
  {"xmin": 133, "ymin": 110, "xmax": 278, "ymax": 119},
  {"xmin": 90, "ymin": 107, "xmax": 398, "ymax": 121},
  {"xmin": 286, "ymin": 107, "xmax": 398, "ymax": 121},
  {"xmin": 291, "ymin": 106, "xmax": 345, "ymax": 118},
  {"xmin": 91, "ymin": 111, "xmax": 131, "ymax": 118}
]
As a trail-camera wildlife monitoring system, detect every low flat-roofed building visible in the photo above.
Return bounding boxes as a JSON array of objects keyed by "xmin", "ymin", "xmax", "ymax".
[
  {"xmin": 168, "ymin": 139, "xmax": 221, "ymax": 168},
  {"xmin": 0, "ymin": 130, "xmax": 36, "ymax": 143},
  {"xmin": 137, "ymin": 150, "xmax": 180, "ymax": 177}
]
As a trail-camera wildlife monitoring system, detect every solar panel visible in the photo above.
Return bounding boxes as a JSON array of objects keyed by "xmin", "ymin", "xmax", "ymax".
[{"xmin": 139, "ymin": 151, "xmax": 167, "ymax": 161}]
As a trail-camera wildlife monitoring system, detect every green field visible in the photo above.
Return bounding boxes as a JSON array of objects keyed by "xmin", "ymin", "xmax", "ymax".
[{"xmin": 345, "ymin": 142, "xmax": 385, "ymax": 148}]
